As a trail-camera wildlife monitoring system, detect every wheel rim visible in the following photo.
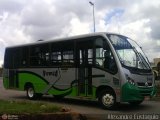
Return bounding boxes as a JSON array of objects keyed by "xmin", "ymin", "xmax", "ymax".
[
  {"xmin": 102, "ymin": 93, "xmax": 114, "ymax": 107},
  {"xmin": 28, "ymin": 88, "xmax": 34, "ymax": 98}
]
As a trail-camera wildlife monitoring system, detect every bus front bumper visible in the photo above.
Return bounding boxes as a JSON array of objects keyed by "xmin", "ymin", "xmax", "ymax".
[{"xmin": 121, "ymin": 83, "xmax": 156, "ymax": 102}]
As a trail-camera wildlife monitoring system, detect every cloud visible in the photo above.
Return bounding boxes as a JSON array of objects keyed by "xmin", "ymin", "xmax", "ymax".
[
  {"xmin": 20, "ymin": 0, "xmax": 93, "ymax": 40},
  {"xmin": 67, "ymin": 18, "xmax": 90, "ymax": 36},
  {"xmin": 0, "ymin": 0, "xmax": 26, "ymax": 14},
  {"xmin": 149, "ymin": 19, "xmax": 160, "ymax": 40}
]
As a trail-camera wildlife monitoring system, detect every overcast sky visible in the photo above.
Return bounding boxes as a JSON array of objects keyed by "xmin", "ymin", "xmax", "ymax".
[{"xmin": 0, "ymin": 0, "xmax": 160, "ymax": 67}]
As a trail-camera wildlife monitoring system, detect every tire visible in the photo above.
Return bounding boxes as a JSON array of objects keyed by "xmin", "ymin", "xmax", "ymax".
[
  {"xmin": 98, "ymin": 90, "xmax": 116, "ymax": 110},
  {"xmin": 129, "ymin": 100, "xmax": 143, "ymax": 106},
  {"xmin": 26, "ymin": 86, "xmax": 38, "ymax": 100}
]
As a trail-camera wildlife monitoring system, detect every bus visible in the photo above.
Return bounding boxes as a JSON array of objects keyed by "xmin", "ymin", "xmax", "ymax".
[{"xmin": 3, "ymin": 32, "xmax": 156, "ymax": 109}]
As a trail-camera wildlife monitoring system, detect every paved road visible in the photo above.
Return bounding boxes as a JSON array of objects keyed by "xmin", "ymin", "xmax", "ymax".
[{"xmin": 0, "ymin": 78, "xmax": 160, "ymax": 120}]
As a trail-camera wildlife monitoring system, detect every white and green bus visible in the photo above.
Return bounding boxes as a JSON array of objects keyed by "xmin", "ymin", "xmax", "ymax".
[{"xmin": 3, "ymin": 32, "xmax": 156, "ymax": 109}]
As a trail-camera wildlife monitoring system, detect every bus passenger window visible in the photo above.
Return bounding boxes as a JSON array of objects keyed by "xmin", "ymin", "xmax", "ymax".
[
  {"xmin": 51, "ymin": 52, "xmax": 62, "ymax": 65},
  {"xmin": 62, "ymin": 51, "xmax": 74, "ymax": 66},
  {"xmin": 88, "ymin": 49, "xmax": 93, "ymax": 64},
  {"xmin": 30, "ymin": 44, "xmax": 49, "ymax": 66}
]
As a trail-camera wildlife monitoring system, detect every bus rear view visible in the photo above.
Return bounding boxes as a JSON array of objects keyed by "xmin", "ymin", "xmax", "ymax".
[{"xmin": 3, "ymin": 32, "xmax": 156, "ymax": 110}]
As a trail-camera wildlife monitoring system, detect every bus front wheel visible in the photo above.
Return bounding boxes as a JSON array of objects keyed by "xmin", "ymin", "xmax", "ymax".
[{"xmin": 98, "ymin": 90, "xmax": 116, "ymax": 110}]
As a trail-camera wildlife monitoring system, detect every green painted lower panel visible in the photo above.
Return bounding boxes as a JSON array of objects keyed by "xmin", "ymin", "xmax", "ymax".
[
  {"xmin": 92, "ymin": 86, "xmax": 97, "ymax": 99},
  {"xmin": 19, "ymin": 73, "xmax": 48, "ymax": 93},
  {"xmin": 48, "ymin": 86, "xmax": 77, "ymax": 96},
  {"xmin": 121, "ymin": 82, "xmax": 156, "ymax": 102},
  {"xmin": 70, "ymin": 86, "xmax": 78, "ymax": 96},
  {"xmin": 4, "ymin": 72, "xmax": 98, "ymax": 99},
  {"xmin": 18, "ymin": 73, "xmax": 80, "ymax": 97}
]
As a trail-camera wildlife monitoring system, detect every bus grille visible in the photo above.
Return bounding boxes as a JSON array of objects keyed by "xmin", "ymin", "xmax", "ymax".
[{"xmin": 137, "ymin": 82, "xmax": 152, "ymax": 87}]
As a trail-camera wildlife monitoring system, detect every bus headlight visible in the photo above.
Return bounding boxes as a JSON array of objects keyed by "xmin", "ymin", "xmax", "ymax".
[
  {"xmin": 127, "ymin": 79, "xmax": 135, "ymax": 85},
  {"xmin": 125, "ymin": 74, "xmax": 135, "ymax": 85}
]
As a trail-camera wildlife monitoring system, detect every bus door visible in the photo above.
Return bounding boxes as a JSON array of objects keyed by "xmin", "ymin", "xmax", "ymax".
[{"xmin": 77, "ymin": 49, "xmax": 93, "ymax": 96}]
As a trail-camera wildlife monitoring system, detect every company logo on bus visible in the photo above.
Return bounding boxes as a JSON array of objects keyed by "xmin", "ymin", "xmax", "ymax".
[
  {"xmin": 43, "ymin": 70, "xmax": 58, "ymax": 77},
  {"xmin": 145, "ymin": 82, "xmax": 148, "ymax": 87}
]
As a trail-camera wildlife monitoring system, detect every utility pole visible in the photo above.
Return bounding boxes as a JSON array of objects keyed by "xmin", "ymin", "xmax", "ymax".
[{"xmin": 89, "ymin": 1, "xmax": 95, "ymax": 32}]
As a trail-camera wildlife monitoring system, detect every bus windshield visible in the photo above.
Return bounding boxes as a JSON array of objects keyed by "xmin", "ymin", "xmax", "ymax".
[{"xmin": 107, "ymin": 34, "xmax": 150, "ymax": 70}]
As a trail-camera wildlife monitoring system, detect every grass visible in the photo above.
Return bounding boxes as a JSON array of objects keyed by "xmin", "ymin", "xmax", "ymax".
[{"xmin": 0, "ymin": 99, "xmax": 61, "ymax": 114}]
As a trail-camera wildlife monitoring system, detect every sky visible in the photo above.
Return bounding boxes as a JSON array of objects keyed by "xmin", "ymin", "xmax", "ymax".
[{"xmin": 0, "ymin": 0, "xmax": 160, "ymax": 67}]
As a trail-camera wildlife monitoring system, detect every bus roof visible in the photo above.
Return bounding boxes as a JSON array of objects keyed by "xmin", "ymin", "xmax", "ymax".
[{"xmin": 5, "ymin": 32, "xmax": 122, "ymax": 49}]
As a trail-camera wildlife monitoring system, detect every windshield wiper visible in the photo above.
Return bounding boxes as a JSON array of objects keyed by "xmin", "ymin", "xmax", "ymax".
[
  {"xmin": 138, "ymin": 52, "xmax": 150, "ymax": 69},
  {"xmin": 132, "ymin": 47, "xmax": 150, "ymax": 69}
]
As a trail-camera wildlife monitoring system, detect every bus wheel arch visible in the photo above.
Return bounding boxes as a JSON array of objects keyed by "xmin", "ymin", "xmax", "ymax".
[
  {"xmin": 24, "ymin": 82, "xmax": 33, "ymax": 91},
  {"xmin": 96, "ymin": 86, "xmax": 117, "ymax": 109}
]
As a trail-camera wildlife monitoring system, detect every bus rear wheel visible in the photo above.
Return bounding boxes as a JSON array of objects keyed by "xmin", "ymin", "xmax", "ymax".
[
  {"xmin": 98, "ymin": 90, "xmax": 116, "ymax": 110},
  {"xmin": 26, "ymin": 86, "xmax": 42, "ymax": 100}
]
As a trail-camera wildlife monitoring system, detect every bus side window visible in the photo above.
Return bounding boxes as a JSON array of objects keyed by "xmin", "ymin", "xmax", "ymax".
[
  {"xmin": 30, "ymin": 46, "xmax": 39, "ymax": 66},
  {"xmin": 95, "ymin": 38, "xmax": 117, "ymax": 73},
  {"xmin": 30, "ymin": 44, "xmax": 49, "ymax": 67},
  {"xmin": 51, "ymin": 51, "xmax": 62, "ymax": 65},
  {"xmin": 88, "ymin": 49, "xmax": 93, "ymax": 64},
  {"xmin": 13, "ymin": 48, "xmax": 21, "ymax": 68},
  {"xmin": 103, "ymin": 51, "xmax": 115, "ymax": 70},
  {"xmin": 95, "ymin": 38, "xmax": 105, "ymax": 67},
  {"xmin": 104, "ymin": 47, "xmax": 117, "ymax": 73},
  {"xmin": 51, "ymin": 41, "xmax": 75, "ymax": 67},
  {"xmin": 95, "ymin": 48, "xmax": 104, "ymax": 66},
  {"xmin": 62, "ymin": 51, "xmax": 74, "ymax": 66},
  {"xmin": 21, "ymin": 47, "xmax": 29, "ymax": 67}
]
